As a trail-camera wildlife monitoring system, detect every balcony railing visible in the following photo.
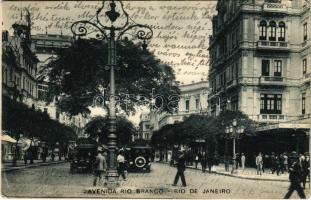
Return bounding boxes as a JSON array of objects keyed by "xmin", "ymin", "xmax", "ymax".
[
  {"xmin": 259, "ymin": 76, "xmax": 285, "ymax": 86},
  {"xmin": 257, "ymin": 41, "xmax": 289, "ymax": 50},
  {"xmin": 262, "ymin": 3, "xmax": 287, "ymax": 13},
  {"xmin": 258, "ymin": 114, "xmax": 285, "ymax": 122}
]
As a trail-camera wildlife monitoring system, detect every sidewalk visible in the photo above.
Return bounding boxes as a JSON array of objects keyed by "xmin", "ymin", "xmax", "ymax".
[
  {"xmin": 1, "ymin": 158, "xmax": 67, "ymax": 172},
  {"xmin": 159, "ymin": 161, "xmax": 289, "ymax": 182}
]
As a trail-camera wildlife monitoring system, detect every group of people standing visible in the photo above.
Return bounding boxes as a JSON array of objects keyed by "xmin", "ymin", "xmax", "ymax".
[
  {"xmin": 255, "ymin": 152, "xmax": 310, "ymax": 178},
  {"xmin": 198, "ymin": 153, "xmax": 217, "ymax": 173},
  {"xmin": 92, "ymin": 148, "xmax": 127, "ymax": 186}
]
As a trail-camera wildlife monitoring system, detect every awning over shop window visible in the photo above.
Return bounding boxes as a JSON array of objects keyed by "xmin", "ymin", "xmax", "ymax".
[
  {"xmin": 1, "ymin": 134, "xmax": 17, "ymax": 143},
  {"xmin": 256, "ymin": 122, "xmax": 311, "ymax": 132}
]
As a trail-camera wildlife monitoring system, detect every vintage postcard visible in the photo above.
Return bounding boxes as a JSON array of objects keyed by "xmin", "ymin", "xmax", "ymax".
[{"xmin": 1, "ymin": 0, "xmax": 311, "ymax": 199}]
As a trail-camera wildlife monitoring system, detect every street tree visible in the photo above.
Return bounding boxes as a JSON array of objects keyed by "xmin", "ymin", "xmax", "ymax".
[
  {"xmin": 84, "ymin": 116, "xmax": 135, "ymax": 147},
  {"xmin": 2, "ymin": 96, "xmax": 76, "ymax": 164},
  {"xmin": 210, "ymin": 110, "xmax": 256, "ymax": 138},
  {"xmin": 45, "ymin": 38, "xmax": 180, "ymax": 116}
]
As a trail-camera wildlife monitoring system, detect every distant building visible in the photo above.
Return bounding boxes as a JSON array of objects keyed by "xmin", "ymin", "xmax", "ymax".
[
  {"xmin": 148, "ymin": 81, "xmax": 209, "ymax": 133},
  {"xmin": 138, "ymin": 113, "xmax": 151, "ymax": 140},
  {"xmin": 208, "ymin": 0, "xmax": 310, "ymax": 153}
]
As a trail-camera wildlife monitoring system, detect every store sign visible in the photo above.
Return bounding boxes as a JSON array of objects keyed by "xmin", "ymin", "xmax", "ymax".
[
  {"xmin": 195, "ymin": 139, "xmax": 206, "ymax": 143},
  {"xmin": 279, "ymin": 123, "xmax": 311, "ymax": 129}
]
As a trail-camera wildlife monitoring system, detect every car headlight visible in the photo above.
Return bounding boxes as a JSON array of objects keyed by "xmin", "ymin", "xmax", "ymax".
[{"xmin": 130, "ymin": 162, "xmax": 133, "ymax": 165}]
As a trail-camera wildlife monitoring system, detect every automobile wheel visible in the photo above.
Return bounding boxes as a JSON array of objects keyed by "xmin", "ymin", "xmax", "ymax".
[{"xmin": 135, "ymin": 156, "xmax": 146, "ymax": 168}]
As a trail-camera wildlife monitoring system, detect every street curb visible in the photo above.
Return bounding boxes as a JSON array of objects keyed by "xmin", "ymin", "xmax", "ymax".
[
  {"xmin": 206, "ymin": 170, "xmax": 289, "ymax": 182},
  {"xmin": 1, "ymin": 160, "xmax": 67, "ymax": 173},
  {"xmin": 157, "ymin": 162, "xmax": 289, "ymax": 182}
]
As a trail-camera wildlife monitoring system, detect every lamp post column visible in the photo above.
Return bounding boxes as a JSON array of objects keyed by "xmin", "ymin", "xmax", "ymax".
[
  {"xmin": 71, "ymin": 0, "xmax": 153, "ymax": 187},
  {"xmin": 231, "ymin": 134, "xmax": 236, "ymax": 174},
  {"xmin": 225, "ymin": 138, "xmax": 228, "ymax": 171},
  {"xmin": 106, "ymin": 27, "xmax": 119, "ymax": 186}
]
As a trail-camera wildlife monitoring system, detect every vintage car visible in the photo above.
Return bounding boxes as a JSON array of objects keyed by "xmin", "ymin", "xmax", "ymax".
[
  {"xmin": 124, "ymin": 146, "xmax": 153, "ymax": 173},
  {"xmin": 70, "ymin": 143, "xmax": 97, "ymax": 173}
]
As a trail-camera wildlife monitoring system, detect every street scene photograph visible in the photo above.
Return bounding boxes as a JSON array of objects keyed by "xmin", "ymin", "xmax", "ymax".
[{"xmin": 1, "ymin": 0, "xmax": 311, "ymax": 199}]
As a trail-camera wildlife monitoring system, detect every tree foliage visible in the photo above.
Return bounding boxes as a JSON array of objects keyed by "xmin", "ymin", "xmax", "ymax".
[
  {"xmin": 45, "ymin": 38, "xmax": 180, "ymax": 116},
  {"xmin": 84, "ymin": 116, "xmax": 135, "ymax": 147},
  {"xmin": 151, "ymin": 111, "xmax": 256, "ymax": 148},
  {"xmin": 2, "ymin": 96, "xmax": 77, "ymax": 147},
  {"xmin": 211, "ymin": 110, "xmax": 256, "ymax": 139}
]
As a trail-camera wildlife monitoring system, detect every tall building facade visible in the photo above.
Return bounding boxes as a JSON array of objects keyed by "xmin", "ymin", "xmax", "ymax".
[
  {"xmin": 2, "ymin": 13, "xmax": 89, "ymax": 137},
  {"xmin": 31, "ymin": 33, "xmax": 89, "ymax": 135},
  {"xmin": 2, "ymin": 11, "xmax": 39, "ymax": 106},
  {"xmin": 208, "ymin": 0, "xmax": 310, "ymax": 153},
  {"xmin": 148, "ymin": 81, "xmax": 209, "ymax": 133}
]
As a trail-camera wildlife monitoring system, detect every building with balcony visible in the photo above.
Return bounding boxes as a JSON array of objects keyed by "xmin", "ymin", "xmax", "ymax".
[
  {"xmin": 32, "ymin": 33, "xmax": 72, "ymax": 81},
  {"xmin": 2, "ymin": 11, "xmax": 39, "ymax": 107},
  {"xmin": 30, "ymin": 33, "xmax": 89, "ymax": 134},
  {"xmin": 138, "ymin": 112, "xmax": 151, "ymax": 140},
  {"xmin": 208, "ymin": 0, "xmax": 310, "ymax": 154},
  {"xmin": 148, "ymin": 81, "xmax": 209, "ymax": 133}
]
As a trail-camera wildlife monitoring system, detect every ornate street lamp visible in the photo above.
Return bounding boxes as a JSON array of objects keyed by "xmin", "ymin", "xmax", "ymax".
[
  {"xmin": 226, "ymin": 119, "xmax": 244, "ymax": 174},
  {"xmin": 71, "ymin": 0, "xmax": 153, "ymax": 187}
]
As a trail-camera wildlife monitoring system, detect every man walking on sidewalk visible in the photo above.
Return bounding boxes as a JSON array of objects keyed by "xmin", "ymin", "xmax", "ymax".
[
  {"xmin": 207, "ymin": 154, "xmax": 213, "ymax": 173},
  {"xmin": 201, "ymin": 152, "xmax": 207, "ymax": 173},
  {"xmin": 93, "ymin": 148, "xmax": 107, "ymax": 187},
  {"xmin": 284, "ymin": 156, "xmax": 306, "ymax": 199},
  {"xmin": 241, "ymin": 153, "xmax": 246, "ymax": 170},
  {"xmin": 194, "ymin": 154, "xmax": 199, "ymax": 169},
  {"xmin": 256, "ymin": 152, "xmax": 263, "ymax": 175},
  {"xmin": 172, "ymin": 150, "xmax": 186, "ymax": 187},
  {"xmin": 117, "ymin": 149, "xmax": 127, "ymax": 181},
  {"xmin": 301, "ymin": 155, "xmax": 309, "ymax": 189}
]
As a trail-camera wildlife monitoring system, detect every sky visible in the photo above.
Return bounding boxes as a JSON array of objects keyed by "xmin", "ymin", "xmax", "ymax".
[{"xmin": 2, "ymin": 1, "xmax": 217, "ymax": 125}]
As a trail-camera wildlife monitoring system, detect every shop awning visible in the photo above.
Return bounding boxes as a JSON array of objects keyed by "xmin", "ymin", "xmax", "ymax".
[
  {"xmin": 1, "ymin": 134, "xmax": 17, "ymax": 143},
  {"xmin": 256, "ymin": 122, "xmax": 311, "ymax": 132}
]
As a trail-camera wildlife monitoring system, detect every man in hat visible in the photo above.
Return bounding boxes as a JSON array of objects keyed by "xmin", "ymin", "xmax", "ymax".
[
  {"xmin": 284, "ymin": 154, "xmax": 306, "ymax": 199},
  {"xmin": 93, "ymin": 147, "xmax": 107, "ymax": 186},
  {"xmin": 300, "ymin": 154, "xmax": 310, "ymax": 189},
  {"xmin": 117, "ymin": 149, "xmax": 127, "ymax": 181},
  {"xmin": 172, "ymin": 150, "xmax": 186, "ymax": 187}
]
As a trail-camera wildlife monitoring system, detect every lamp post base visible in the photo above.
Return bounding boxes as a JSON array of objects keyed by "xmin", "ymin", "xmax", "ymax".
[{"xmin": 105, "ymin": 170, "xmax": 119, "ymax": 189}]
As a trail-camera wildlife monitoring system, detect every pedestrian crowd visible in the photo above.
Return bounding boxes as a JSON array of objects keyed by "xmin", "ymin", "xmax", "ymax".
[
  {"xmin": 254, "ymin": 152, "xmax": 310, "ymax": 179},
  {"xmin": 171, "ymin": 150, "xmax": 310, "ymax": 197}
]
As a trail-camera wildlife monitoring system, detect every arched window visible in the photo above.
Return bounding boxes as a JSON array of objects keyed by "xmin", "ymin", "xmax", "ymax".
[
  {"xmin": 269, "ymin": 21, "xmax": 276, "ymax": 41},
  {"xmin": 278, "ymin": 21, "xmax": 286, "ymax": 41},
  {"xmin": 259, "ymin": 21, "xmax": 267, "ymax": 40}
]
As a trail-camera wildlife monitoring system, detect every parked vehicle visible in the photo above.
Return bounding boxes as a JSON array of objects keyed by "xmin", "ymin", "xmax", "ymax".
[
  {"xmin": 124, "ymin": 146, "xmax": 153, "ymax": 172},
  {"xmin": 70, "ymin": 143, "xmax": 97, "ymax": 173}
]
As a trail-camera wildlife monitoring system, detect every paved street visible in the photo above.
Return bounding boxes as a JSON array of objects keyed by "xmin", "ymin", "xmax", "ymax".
[{"xmin": 1, "ymin": 162, "xmax": 310, "ymax": 199}]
